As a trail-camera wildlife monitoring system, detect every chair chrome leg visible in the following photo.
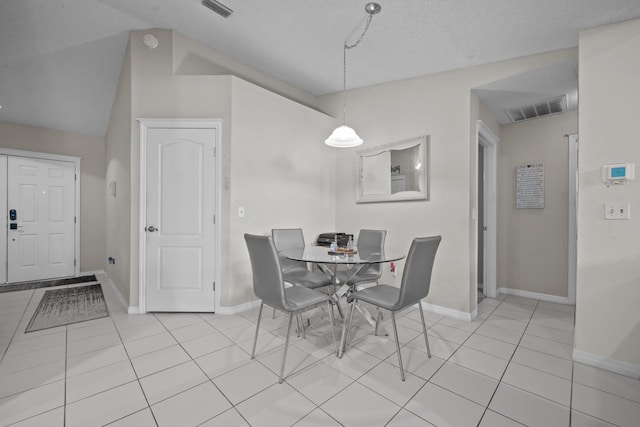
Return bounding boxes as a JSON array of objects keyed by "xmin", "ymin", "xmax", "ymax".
[
  {"xmin": 343, "ymin": 300, "xmax": 356, "ymax": 354},
  {"xmin": 327, "ymin": 301, "xmax": 338, "ymax": 355},
  {"xmin": 391, "ymin": 312, "xmax": 406, "ymax": 381},
  {"xmin": 418, "ymin": 303, "xmax": 431, "ymax": 358},
  {"xmin": 251, "ymin": 302, "xmax": 264, "ymax": 359},
  {"xmin": 332, "ymin": 266, "xmax": 344, "ymax": 319},
  {"xmin": 334, "ymin": 293, "xmax": 344, "ymax": 319},
  {"xmin": 295, "ymin": 315, "xmax": 301, "ymax": 337},
  {"xmin": 338, "ymin": 301, "xmax": 354, "ymax": 358},
  {"xmin": 374, "ymin": 309, "xmax": 382, "ymax": 336},
  {"xmin": 279, "ymin": 313, "xmax": 294, "ymax": 384}
]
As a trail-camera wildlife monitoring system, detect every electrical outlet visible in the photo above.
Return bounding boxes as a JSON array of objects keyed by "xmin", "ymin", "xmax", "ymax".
[{"xmin": 604, "ymin": 202, "xmax": 631, "ymax": 220}]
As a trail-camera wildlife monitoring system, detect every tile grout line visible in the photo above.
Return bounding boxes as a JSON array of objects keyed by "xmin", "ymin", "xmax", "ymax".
[
  {"xmin": 473, "ymin": 297, "xmax": 540, "ymax": 426},
  {"xmin": 0, "ymin": 289, "xmax": 37, "ymax": 365},
  {"xmin": 370, "ymin": 304, "xmax": 501, "ymax": 426},
  {"xmin": 107, "ymin": 295, "xmax": 160, "ymax": 426},
  {"xmin": 63, "ymin": 324, "xmax": 68, "ymax": 427},
  {"xmin": 154, "ymin": 312, "xmax": 253, "ymax": 426},
  {"xmin": 475, "ymin": 298, "xmax": 583, "ymax": 425},
  {"xmin": 5, "ymin": 285, "xmax": 637, "ymax": 427}
]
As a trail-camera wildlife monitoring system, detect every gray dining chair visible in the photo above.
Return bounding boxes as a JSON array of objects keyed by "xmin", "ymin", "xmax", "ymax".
[
  {"xmin": 345, "ymin": 235, "xmax": 441, "ymax": 380},
  {"xmin": 272, "ymin": 228, "xmax": 332, "ymax": 290},
  {"xmin": 336, "ymin": 229, "xmax": 386, "ymax": 288},
  {"xmin": 272, "ymin": 228, "xmax": 337, "ymax": 328},
  {"xmin": 245, "ymin": 234, "xmax": 337, "ymax": 383}
]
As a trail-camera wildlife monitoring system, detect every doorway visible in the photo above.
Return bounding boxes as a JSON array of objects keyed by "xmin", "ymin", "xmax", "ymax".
[
  {"xmin": 478, "ymin": 144, "xmax": 485, "ymax": 300},
  {"xmin": 138, "ymin": 119, "xmax": 220, "ymax": 313},
  {"xmin": 477, "ymin": 121, "xmax": 498, "ymax": 299},
  {"xmin": 0, "ymin": 149, "xmax": 80, "ymax": 284}
]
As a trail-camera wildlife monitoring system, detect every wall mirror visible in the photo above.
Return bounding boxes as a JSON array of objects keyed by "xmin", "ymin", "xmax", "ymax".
[{"xmin": 356, "ymin": 135, "xmax": 429, "ymax": 203}]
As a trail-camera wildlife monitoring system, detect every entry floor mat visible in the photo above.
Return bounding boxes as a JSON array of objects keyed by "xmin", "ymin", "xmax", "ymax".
[
  {"xmin": 25, "ymin": 284, "xmax": 109, "ymax": 333},
  {"xmin": 0, "ymin": 275, "xmax": 98, "ymax": 294}
]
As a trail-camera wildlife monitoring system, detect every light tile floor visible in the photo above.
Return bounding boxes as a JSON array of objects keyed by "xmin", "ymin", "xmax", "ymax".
[{"xmin": 1, "ymin": 275, "xmax": 639, "ymax": 426}]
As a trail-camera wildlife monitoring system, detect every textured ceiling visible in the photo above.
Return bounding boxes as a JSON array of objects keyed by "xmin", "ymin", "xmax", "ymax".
[{"xmin": 1, "ymin": 0, "xmax": 639, "ymax": 136}]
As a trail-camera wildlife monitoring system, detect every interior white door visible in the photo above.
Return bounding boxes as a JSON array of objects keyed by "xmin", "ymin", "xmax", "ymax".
[
  {"xmin": 144, "ymin": 128, "xmax": 216, "ymax": 311},
  {"xmin": 7, "ymin": 156, "xmax": 76, "ymax": 283}
]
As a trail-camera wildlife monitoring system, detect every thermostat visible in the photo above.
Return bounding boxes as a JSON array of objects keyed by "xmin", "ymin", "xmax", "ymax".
[{"xmin": 602, "ymin": 163, "xmax": 635, "ymax": 185}]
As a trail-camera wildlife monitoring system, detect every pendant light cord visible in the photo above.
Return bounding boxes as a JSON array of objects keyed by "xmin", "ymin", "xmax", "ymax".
[{"xmin": 341, "ymin": 12, "xmax": 375, "ymax": 125}]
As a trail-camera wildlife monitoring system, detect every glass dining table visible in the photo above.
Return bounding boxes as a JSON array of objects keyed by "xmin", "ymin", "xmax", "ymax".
[{"xmin": 280, "ymin": 246, "xmax": 405, "ymax": 357}]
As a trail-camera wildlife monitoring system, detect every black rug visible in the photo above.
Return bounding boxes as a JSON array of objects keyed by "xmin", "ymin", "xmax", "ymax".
[
  {"xmin": 0, "ymin": 275, "xmax": 97, "ymax": 293},
  {"xmin": 25, "ymin": 284, "xmax": 109, "ymax": 333}
]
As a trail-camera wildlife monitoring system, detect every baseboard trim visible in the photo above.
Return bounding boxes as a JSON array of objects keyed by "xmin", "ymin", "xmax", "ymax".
[
  {"xmin": 216, "ymin": 299, "xmax": 262, "ymax": 315},
  {"xmin": 101, "ymin": 274, "xmax": 131, "ymax": 313},
  {"xmin": 421, "ymin": 302, "xmax": 475, "ymax": 321},
  {"xmin": 80, "ymin": 269, "xmax": 106, "ymax": 278},
  {"xmin": 127, "ymin": 306, "xmax": 142, "ymax": 314},
  {"xmin": 497, "ymin": 287, "xmax": 571, "ymax": 305},
  {"xmin": 573, "ymin": 349, "xmax": 640, "ymax": 379}
]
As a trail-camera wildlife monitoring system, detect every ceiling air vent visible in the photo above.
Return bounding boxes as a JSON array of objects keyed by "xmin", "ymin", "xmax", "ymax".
[
  {"xmin": 201, "ymin": 0, "xmax": 233, "ymax": 18},
  {"xmin": 505, "ymin": 95, "xmax": 567, "ymax": 123}
]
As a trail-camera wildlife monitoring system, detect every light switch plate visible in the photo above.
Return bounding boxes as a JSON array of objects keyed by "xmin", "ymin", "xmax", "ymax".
[
  {"xmin": 238, "ymin": 206, "xmax": 245, "ymax": 218},
  {"xmin": 604, "ymin": 202, "xmax": 630, "ymax": 220}
]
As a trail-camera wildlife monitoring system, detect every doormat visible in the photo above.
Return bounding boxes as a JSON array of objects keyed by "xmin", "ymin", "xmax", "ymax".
[
  {"xmin": 25, "ymin": 284, "xmax": 109, "ymax": 333},
  {"xmin": 0, "ymin": 275, "xmax": 97, "ymax": 294}
]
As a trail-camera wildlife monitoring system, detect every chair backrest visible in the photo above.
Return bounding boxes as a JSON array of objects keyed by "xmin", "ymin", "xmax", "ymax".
[
  {"xmin": 244, "ymin": 234, "xmax": 288, "ymax": 311},
  {"xmin": 272, "ymin": 228, "xmax": 307, "ymax": 272},
  {"xmin": 396, "ymin": 236, "xmax": 442, "ymax": 309},
  {"xmin": 356, "ymin": 229, "xmax": 387, "ymax": 278}
]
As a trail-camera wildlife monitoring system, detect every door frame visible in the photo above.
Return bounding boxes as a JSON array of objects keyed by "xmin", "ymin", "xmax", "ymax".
[
  {"xmin": 567, "ymin": 133, "xmax": 578, "ymax": 304},
  {"xmin": 476, "ymin": 121, "xmax": 499, "ymax": 298},
  {"xmin": 0, "ymin": 148, "xmax": 81, "ymax": 283},
  {"xmin": 138, "ymin": 118, "xmax": 221, "ymax": 314}
]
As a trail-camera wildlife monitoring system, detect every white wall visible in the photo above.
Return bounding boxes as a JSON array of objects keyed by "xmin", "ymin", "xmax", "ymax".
[
  {"xmin": 171, "ymin": 31, "xmax": 318, "ymax": 112},
  {"xmin": 128, "ymin": 29, "xmax": 233, "ymax": 308},
  {"xmin": 497, "ymin": 111, "xmax": 577, "ymax": 298},
  {"xmin": 318, "ymin": 48, "xmax": 577, "ymax": 315},
  {"xmin": 106, "ymin": 28, "xmax": 336, "ymax": 308},
  {"xmin": 576, "ymin": 18, "xmax": 640, "ymax": 372},
  {"xmin": 105, "ymin": 41, "xmax": 132, "ymax": 300},
  {"xmin": 0, "ymin": 120, "xmax": 106, "ymax": 273},
  {"xmin": 227, "ymin": 78, "xmax": 337, "ymax": 305}
]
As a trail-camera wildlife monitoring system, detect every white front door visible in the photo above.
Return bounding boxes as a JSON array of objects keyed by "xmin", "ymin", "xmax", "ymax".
[
  {"xmin": 144, "ymin": 127, "xmax": 216, "ymax": 312},
  {"xmin": 7, "ymin": 156, "xmax": 76, "ymax": 283},
  {"xmin": 0, "ymin": 155, "xmax": 7, "ymax": 283}
]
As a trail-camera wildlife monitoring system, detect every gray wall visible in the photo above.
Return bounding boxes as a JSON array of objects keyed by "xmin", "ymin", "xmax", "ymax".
[
  {"xmin": 106, "ymin": 29, "xmax": 336, "ymax": 308},
  {"xmin": 576, "ymin": 18, "xmax": 640, "ymax": 369},
  {"xmin": 318, "ymin": 48, "xmax": 577, "ymax": 316},
  {"xmin": 497, "ymin": 111, "xmax": 578, "ymax": 297},
  {"xmin": 0, "ymin": 120, "xmax": 106, "ymax": 274}
]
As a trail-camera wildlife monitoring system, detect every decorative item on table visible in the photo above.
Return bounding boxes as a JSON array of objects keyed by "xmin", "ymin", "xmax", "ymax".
[
  {"xmin": 336, "ymin": 247, "xmax": 357, "ymax": 255},
  {"xmin": 317, "ymin": 232, "xmax": 354, "ymax": 247},
  {"xmin": 335, "ymin": 236, "xmax": 358, "ymax": 255},
  {"xmin": 330, "ymin": 235, "xmax": 338, "ymax": 252}
]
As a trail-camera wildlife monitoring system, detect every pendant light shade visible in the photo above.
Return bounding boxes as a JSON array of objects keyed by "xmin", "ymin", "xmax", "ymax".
[
  {"xmin": 325, "ymin": 125, "xmax": 363, "ymax": 148},
  {"xmin": 324, "ymin": 3, "xmax": 381, "ymax": 148}
]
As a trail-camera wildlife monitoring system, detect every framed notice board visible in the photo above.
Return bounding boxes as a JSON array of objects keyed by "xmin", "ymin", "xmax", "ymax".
[{"xmin": 516, "ymin": 163, "xmax": 544, "ymax": 209}]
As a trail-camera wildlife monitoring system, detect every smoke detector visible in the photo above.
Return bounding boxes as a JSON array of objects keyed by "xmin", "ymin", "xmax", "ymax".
[{"xmin": 505, "ymin": 95, "xmax": 567, "ymax": 123}]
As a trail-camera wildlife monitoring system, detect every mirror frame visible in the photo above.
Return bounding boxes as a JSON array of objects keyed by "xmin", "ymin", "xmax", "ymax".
[{"xmin": 356, "ymin": 135, "xmax": 429, "ymax": 203}]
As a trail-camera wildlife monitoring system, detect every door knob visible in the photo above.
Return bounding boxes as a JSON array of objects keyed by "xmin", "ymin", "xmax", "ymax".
[{"xmin": 145, "ymin": 226, "xmax": 158, "ymax": 232}]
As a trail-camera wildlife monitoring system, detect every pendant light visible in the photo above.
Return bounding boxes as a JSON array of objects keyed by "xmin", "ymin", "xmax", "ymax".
[{"xmin": 325, "ymin": 3, "xmax": 381, "ymax": 148}]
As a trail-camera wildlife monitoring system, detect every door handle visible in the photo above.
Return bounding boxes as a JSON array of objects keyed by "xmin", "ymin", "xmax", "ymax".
[
  {"xmin": 145, "ymin": 226, "xmax": 158, "ymax": 232},
  {"xmin": 9, "ymin": 223, "xmax": 23, "ymax": 232}
]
